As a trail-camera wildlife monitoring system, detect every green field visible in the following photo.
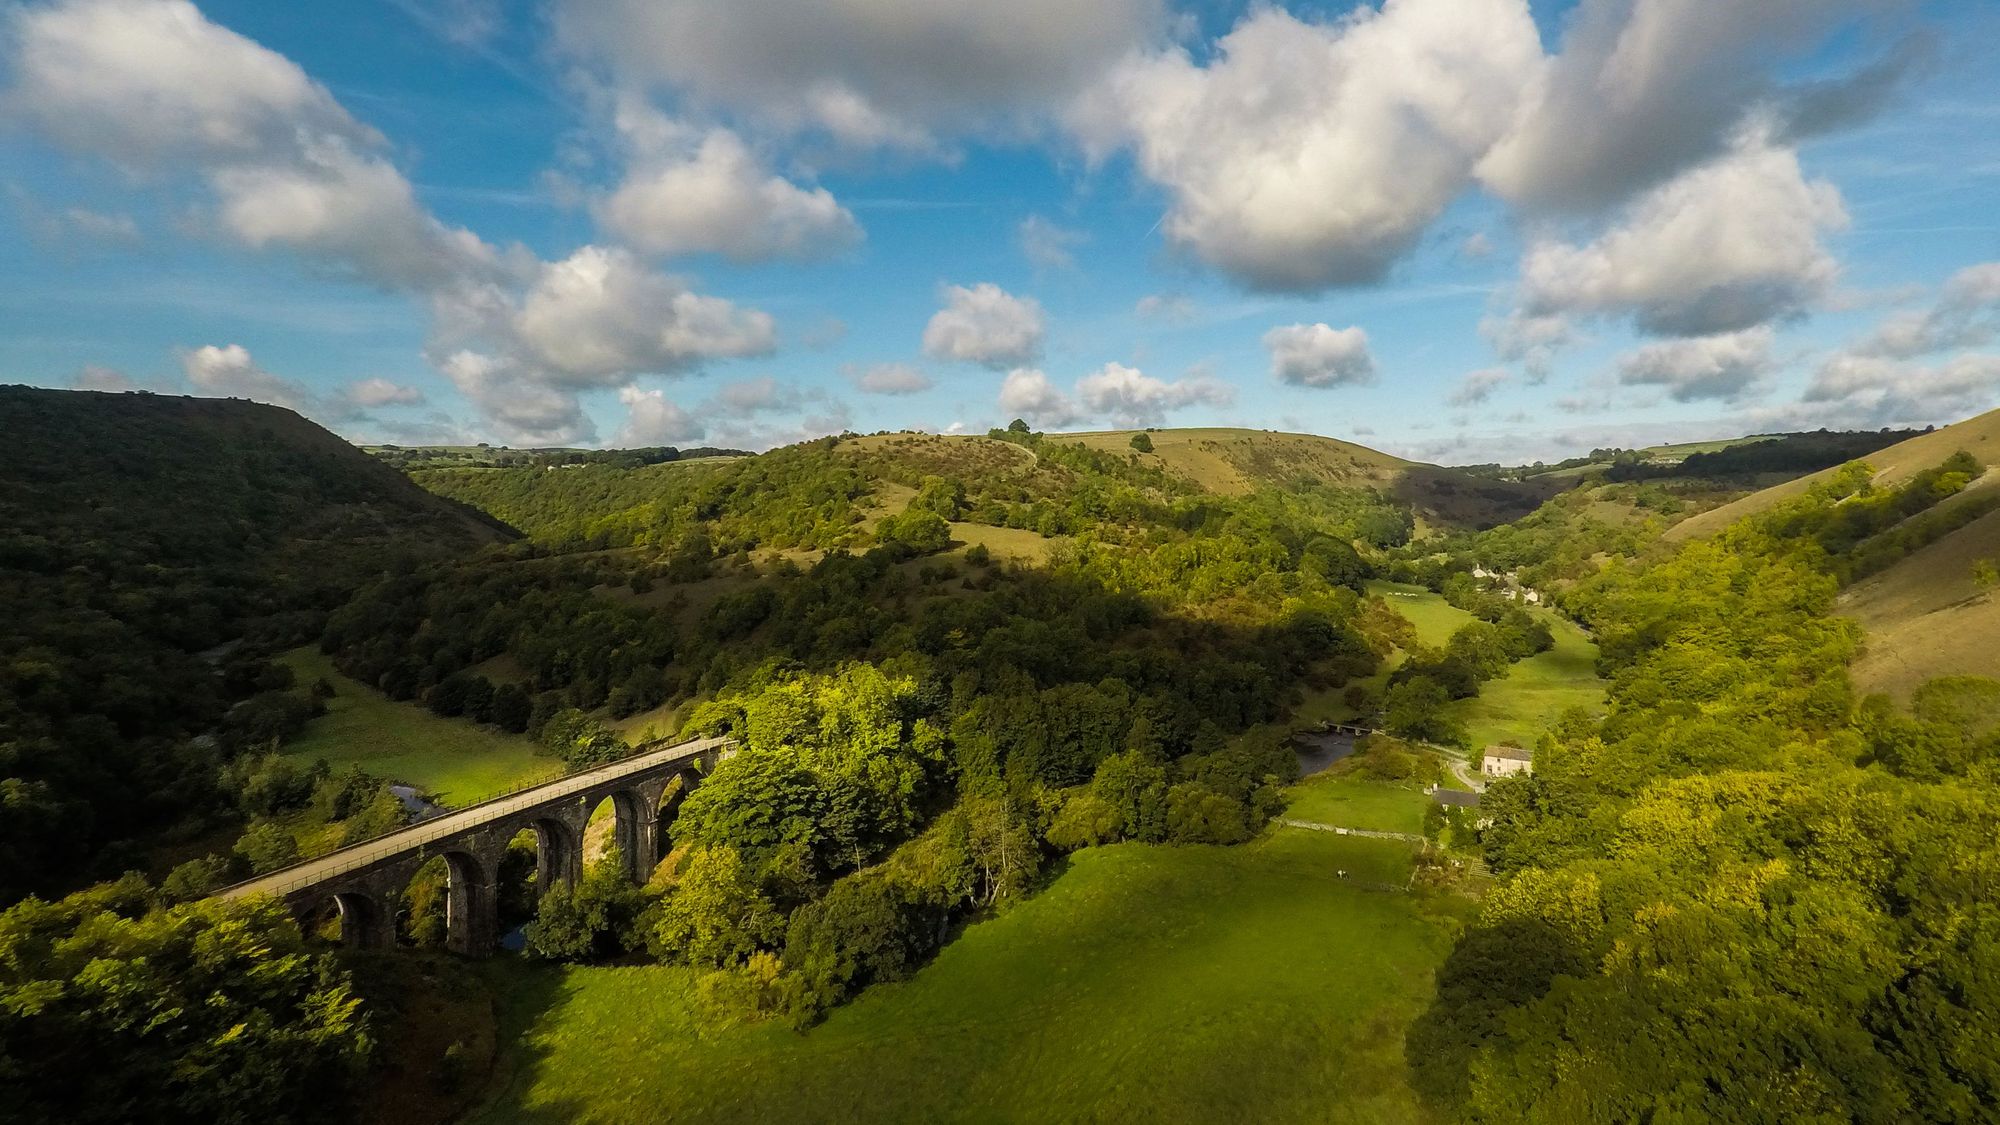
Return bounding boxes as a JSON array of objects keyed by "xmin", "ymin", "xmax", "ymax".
[
  {"xmin": 1284, "ymin": 774, "xmax": 1431, "ymax": 834},
  {"xmin": 278, "ymin": 648, "xmax": 555, "ymax": 805},
  {"xmin": 1365, "ymin": 580, "xmax": 1476, "ymax": 647},
  {"xmin": 1450, "ymin": 612, "xmax": 1605, "ymax": 750},
  {"xmin": 470, "ymin": 831, "xmax": 1456, "ymax": 1124},
  {"xmin": 1360, "ymin": 581, "xmax": 1604, "ymax": 750}
]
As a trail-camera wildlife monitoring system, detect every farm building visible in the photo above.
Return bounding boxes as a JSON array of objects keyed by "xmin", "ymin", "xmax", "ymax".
[{"xmin": 1482, "ymin": 745, "xmax": 1533, "ymax": 778}]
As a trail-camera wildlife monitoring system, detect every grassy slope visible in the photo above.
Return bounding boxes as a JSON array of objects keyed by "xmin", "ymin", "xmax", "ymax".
[
  {"xmin": 1843, "ymin": 505, "xmax": 2000, "ymax": 698},
  {"xmin": 1056, "ymin": 428, "xmax": 1552, "ymax": 530},
  {"xmin": 278, "ymin": 648, "xmax": 554, "ymax": 804},
  {"xmin": 1661, "ymin": 406, "xmax": 2000, "ymax": 695},
  {"xmin": 471, "ymin": 831, "xmax": 1454, "ymax": 1125},
  {"xmin": 1667, "ymin": 406, "xmax": 2000, "ymax": 541}
]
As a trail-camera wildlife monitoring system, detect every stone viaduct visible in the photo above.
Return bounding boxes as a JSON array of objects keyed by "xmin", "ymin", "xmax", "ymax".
[{"xmin": 216, "ymin": 736, "xmax": 733, "ymax": 956}]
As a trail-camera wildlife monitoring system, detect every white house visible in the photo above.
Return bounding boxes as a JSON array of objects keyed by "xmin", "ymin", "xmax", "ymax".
[{"xmin": 1482, "ymin": 745, "xmax": 1533, "ymax": 778}]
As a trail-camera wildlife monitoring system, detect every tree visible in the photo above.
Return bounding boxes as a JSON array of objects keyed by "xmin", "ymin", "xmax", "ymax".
[
  {"xmin": 1129, "ymin": 432, "xmax": 1154, "ymax": 453},
  {"xmin": 1974, "ymin": 558, "xmax": 2000, "ymax": 589},
  {"xmin": 525, "ymin": 849, "xmax": 647, "ymax": 961},
  {"xmin": 1006, "ymin": 418, "xmax": 1031, "ymax": 435},
  {"xmin": 651, "ymin": 847, "xmax": 786, "ymax": 967},
  {"xmin": 234, "ymin": 820, "xmax": 301, "ymax": 874},
  {"xmin": 0, "ymin": 890, "xmax": 371, "ymax": 1124}
]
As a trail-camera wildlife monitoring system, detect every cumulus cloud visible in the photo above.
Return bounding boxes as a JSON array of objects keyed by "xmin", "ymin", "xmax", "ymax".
[
  {"xmin": 6, "ymin": 1, "xmax": 779, "ymax": 445},
  {"xmin": 848, "ymin": 362, "xmax": 932, "ymax": 396},
  {"xmin": 1615, "ymin": 327, "xmax": 1775, "ymax": 402},
  {"xmin": 922, "ymin": 283, "xmax": 1045, "ymax": 369},
  {"xmin": 1516, "ymin": 136, "xmax": 1847, "ymax": 337},
  {"xmin": 1070, "ymin": 1, "xmax": 1541, "ymax": 291},
  {"xmin": 1853, "ymin": 262, "xmax": 2000, "ymax": 359},
  {"xmin": 179, "ymin": 343, "xmax": 316, "ymax": 411},
  {"xmin": 1803, "ymin": 353, "xmax": 2000, "ymax": 427},
  {"xmin": 499, "ymin": 246, "xmax": 774, "ymax": 384},
  {"xmin": 597, "ymin": 127, "xmax": 860, "ymax": 262},
  {"xmin": 552, "ymin": 0, "xmax": 1166, "ymax": 147},
  {"xmin": 1481, "ymin": 311, "xmax": 1574, "ymax": 380},
  {"xmin": 998, "ymin": 368, "xmax": 1081, "ymax": 429},
  {"xmin": 7, "ymin": 0, "xmax": 500, "ymax": 290},
  {"xmin": 1479, "ymin": 0, "xmax": 1899, "ymax": 211},
  {"xmin": 614, "ymin": 385, "xmax": 705, "ymax": 446},
  {"xmin": 1449, "ymin": 368, "xmax": 1511, "ymax": 407},
  {"xmin": 344, "ymin": 377, "xmax": 425, "ymax": 408},
  {"xmin": 1264, "ymin": 323, "xmax": 1375, "ymax": 388},
  {"xmin": 1074, "ymin": 362, "xmax": 1232, "ymax": 427},
  {"xmin": 1018, "ymin": 215, "xmax": 1085, "ymax": 271}
]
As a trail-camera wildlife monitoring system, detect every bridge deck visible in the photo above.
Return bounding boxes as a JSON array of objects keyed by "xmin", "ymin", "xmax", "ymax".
[{"xmin": 217, "ymin": 736, "xmax": 732, "ymax": 901}]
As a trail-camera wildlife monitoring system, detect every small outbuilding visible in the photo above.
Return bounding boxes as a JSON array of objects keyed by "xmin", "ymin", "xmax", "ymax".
[
  {"xmin": 1481, "ymin": 744, "xmax": 1533, "ymax": 778},
  {"xmin": 1431, "ymin": 789, "xmax": 1482, "ymax": 809}
]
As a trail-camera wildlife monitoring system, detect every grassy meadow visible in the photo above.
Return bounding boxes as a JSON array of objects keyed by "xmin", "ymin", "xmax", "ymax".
[
  {"xmin": 469, "ymin": 829, "xmax": 1458, "ymax": 1125},
  {"xmin": 1284, "ymin": 773, "xmax": 1431, "ymax": 834},
  {"xmin": 278, "ymin": 647, "xmax": 555, "ymax": 804},
  {"xmin": 1357, "ymin": 581, "xmax": 1604, "ymax": 750}
]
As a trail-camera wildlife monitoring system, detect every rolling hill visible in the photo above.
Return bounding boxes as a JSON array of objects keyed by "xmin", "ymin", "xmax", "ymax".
[{"xmin": 1659, "ymin": 406, "xmax": 2000, "ymax": 697}]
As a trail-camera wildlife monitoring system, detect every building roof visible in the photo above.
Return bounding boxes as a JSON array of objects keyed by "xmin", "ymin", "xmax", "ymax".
[
  {"xmin": 1432, "ymin": 789, "xmax": 1482, "ymax": 808},
  {"xmin": 1484, "ymin": 744, "xmax": 1533, "ymax": 761}
]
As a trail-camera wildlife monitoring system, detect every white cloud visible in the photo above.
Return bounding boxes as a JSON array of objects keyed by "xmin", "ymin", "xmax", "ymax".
[
  {"xmin": 1516, "ymin": 136, "xmax": 1847, "ymax": 337},
  {"xmin": 1479, "ymin": 0, "xmax": 1899, "ymax": 211},
  {"xmin": 1074, "ymin": 361, "xmax": 1232, "ymax": 427},
  {"xmin": 1018, "ymin": 215, "xmax": 1085, "ymax": 271},
  {"xmin": 922, "ymin": 283, "xmax": 1045, "ymax": 369},
  {"xmin": 179, "ymin": 343, "xmax": 315, "ymax": 412},
  {"xmin": 710, "ymin": 375, "xmax": 803, "ymax": 418},
  {"xmin": 1070, "ymin": 1, "xmax": 1541, "ymax": 291},
  {"xmin": 849, "ymin": 362, "xmax": 932, "ymax": 396},
  {"xmin": 345, "ymin": 377, "xmax": 425, "ymax": 408},
  {"xmin": 7, "ymin": 1, "xmax": 783, "ymax": 445},
  {"xmin": 507, "ymin": 246, "xmax": 775, "ymax": 384},
  {"xmin": 1615, "ymin": 328, "xmax": 1775, "ymax": 403},
  {"xmin": 614, "ymin": 385, "xmax": 705, "ymax": 446},
  {"xmin": 552, "ymin": 0, "xmax": 1167, "ymax": 148},
  {"xmin": 1854, "ymin": 262, "xmax": 2000, "ymax": 359},
  {"xmin": 6, "ymin": 0, "xmax": 500, "ymax": 292},
  {"xmin": 63, "ymin": 207, "xmax": 139, "ymax": 243},
  {"xmin": 1264, "ymin": 323, "xmax": 1375, "ymax": 388},
  {"xmin": 597, "ymin": 127, "xmax": 860, "ymax": 262},
  {"xmin": 72, "ymin": 364, "xmax": 136, "ymax": 392},
  {"xmin": 1449, "ymin": 368, "xmax": 1511, "ymax": 406},
  {"xmin": 1481, "ymin": 310, "xmax": 1574, "ymax": 380},
  {"xmin": 1135, "ymin": 293, "xmax": 1195, "ymax": 324},
  {"xmin": 998, "ymin": 368, "xmax": 1081, "ymax": 429},
  {"xmin": 1803, "ymin": 353, "xmax": 2000, "ymax": 427}
]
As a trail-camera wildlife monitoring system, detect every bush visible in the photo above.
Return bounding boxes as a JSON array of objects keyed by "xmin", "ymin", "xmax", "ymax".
[
  {"xmin": 233, "ymin": 820, "xmax": 300, "ymax": 874},
  {"xmin": 782, "ymin": 871, "xmax": 938, "ymax": 1018},
  {"xmin": 651, "ymin": 847, "xmax": 786, "ymax": 967},
  {"xmin": 525, "ymin": 850, "xmax": 648, "ymax": 962},
  {"xmin": 1164, "ymin": 783, "xmax": 1251, "ymax": 844},
  {"xmin": 1045, "ymin": 790, "xmax": 1120, "ymax": 850},
  {"xmin": 1129, "ymin": 432, "xmax": 1154, "ymax": 453}
]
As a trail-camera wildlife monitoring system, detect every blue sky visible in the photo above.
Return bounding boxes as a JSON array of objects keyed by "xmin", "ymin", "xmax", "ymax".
[{"xmin": 3, "ymin": 0, "xmax": 1998, "ymax": 463}]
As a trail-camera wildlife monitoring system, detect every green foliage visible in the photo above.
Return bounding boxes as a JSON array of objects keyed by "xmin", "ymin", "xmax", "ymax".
[
  {"xmin": 1129, "ymin": 432, "xmax": 1154, "ymax": 453},
  {"xmin": 526, "ymin": 850, "xmax": 649, "ymax": 962},
  {"xmin": 0, "ymin": 388, "xmax": 496, "ymax": 900},
  {"xmin": 1414, "ymin": 451, "xmax": 2000, "ymax": 1121},
  {"xmin": 0, "ymin": 888, "xmax": 371, "ymax": 1124},
  {"xmin": 651, "ymin": 847, "xmax": 788, "ymax": 968},
  {"xmin": 876, "ymin": 507, "xmax": 952, "ymax": 554},
  {"xmin": 233, "ymin": 819, "xmax": 302, "ymax": 873}
]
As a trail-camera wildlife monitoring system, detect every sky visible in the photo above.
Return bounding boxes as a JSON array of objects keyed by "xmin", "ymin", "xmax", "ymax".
[{"xmin": 2, "ymin": 0, "xmax": 1998, "ymax": 464}]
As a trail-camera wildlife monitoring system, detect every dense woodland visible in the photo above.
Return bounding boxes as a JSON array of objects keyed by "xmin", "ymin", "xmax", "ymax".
[{"xmin": 4, "ymin": 394, "xmax": 1999, "ymax": 1123}]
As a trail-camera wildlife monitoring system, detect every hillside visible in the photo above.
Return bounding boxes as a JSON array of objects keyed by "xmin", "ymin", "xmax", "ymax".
[
  {"xmin": 1654, "ymin": 407, "xmax": 2000, "ymax": 696},
  {"xmin": 0, "ymin": 386, "xmax": 510, "ymax": 898},
  {"xmin": 1054, "ymin": 427, "xmax": 1554, "ymax": 529},
  {"xmin": 1666, "ymin": 412, "xmax": 2000, "ymax": 541}
]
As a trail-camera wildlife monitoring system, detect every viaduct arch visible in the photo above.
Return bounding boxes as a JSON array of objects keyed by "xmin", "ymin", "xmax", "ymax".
[{"xmin": 215, "ymin": 736, "xmax": 730, "ymax": 956}]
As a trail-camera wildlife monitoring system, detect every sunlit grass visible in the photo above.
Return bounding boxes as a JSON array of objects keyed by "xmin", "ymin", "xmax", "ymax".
[
  {"xmin": 278, "ymin": 647, "xmax": 555, "ymax": 805},
  {"xmin": 470, "ymin": 831, "xmax": 1458, "ymax": 1125}
]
